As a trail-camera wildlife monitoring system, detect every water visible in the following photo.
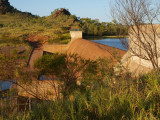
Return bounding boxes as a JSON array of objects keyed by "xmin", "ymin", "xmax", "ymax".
[
  {"xmin": 85, "ymin": 37, "xmax": 129, "ymax": 51},
  {"xmin": 0, "ymin": 81, "xmax": 13, "ymax": 91}
]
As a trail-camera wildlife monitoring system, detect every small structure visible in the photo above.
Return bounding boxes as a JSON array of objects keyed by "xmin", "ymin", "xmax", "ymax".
[
  {"xmin": 70, "ymin": 29, "xmax": 83, "ymax": 40},
  {"xmin": 43, "ymin": 29, "xmax": 83, "ymax": 54}
]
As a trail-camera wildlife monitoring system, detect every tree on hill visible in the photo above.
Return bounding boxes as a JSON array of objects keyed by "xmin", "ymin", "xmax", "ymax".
[{"xmin": 80, "ymin": 18, "xmax": 128, "ymax": 36}]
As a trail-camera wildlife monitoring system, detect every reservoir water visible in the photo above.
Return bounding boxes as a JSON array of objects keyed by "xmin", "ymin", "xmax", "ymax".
[{"xmin": 85, "ymin": 37, "xmax": 129, "ymax": 51}]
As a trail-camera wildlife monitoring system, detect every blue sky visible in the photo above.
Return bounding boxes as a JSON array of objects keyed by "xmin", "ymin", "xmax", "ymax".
[{"xmin": 9, "ymin": 0, "xmax": 112, "ymax": 22}]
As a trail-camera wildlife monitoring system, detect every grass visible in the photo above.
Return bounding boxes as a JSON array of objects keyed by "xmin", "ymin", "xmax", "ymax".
[
  {"xmin": 0, "ymin": 14, "xmax": 15, "ymax": 24},
  {"xmin": 2, "ymin": 71, "xmax": 159, "ymax": 120},
  {"xmin": 0, "ymin": 13, "xmax": 76, "ymax": 46},
  {"xmin": 0, "ymin": 37, "xmax": 25, "ymax": 47},
  {"xmin": 0, "ymin": 53, "xmax": 159, "ymax": 120},
  {"xmin": 60, "ymin": 39, "xmax": 71, "ymax": 44}
]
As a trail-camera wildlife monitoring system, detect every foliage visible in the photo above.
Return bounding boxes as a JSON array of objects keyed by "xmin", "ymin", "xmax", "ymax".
[
  {"xmin": 80, "ymin": 18, "xmax": 128, "ymax": 36},
  {"xmin": 34, "ymin": 53, "xmax": 103, "ymax": 97},
  {"xmin": 0, "ymin": 54, "xmax": 16, "ymax": 80},
  {"xmin": 0, "ymin": 52, "xmax": 160, "ymax": 119},
  {"xmin": 2, "ymin": 70, "xmax": 160, "ymax": 120},
  {"xmin": 0, "ymin": 7, "xmax": 79, "ymax": 44},
  {"xmin": 0, "ymin": 3, "xmax": 128, "ymax": 47}
]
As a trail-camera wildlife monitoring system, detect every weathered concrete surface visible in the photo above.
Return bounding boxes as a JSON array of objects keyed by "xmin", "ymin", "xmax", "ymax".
[
  {"xmin": 128, "ymin": 24, "xmax": 160, "ymax": 69},
  {"xmin": 121, "ymin": 51, "xmax": 151, "ymax": 76},
  {"xmin": 43, "ymin": 43, "xmax": 68, "ymax": 54},
  {"xmin": 120, "ymin": 25, "xmax": 160, "ymax": 75},
  {"xmin": 70, "ymin": 31, "xmax": 82, "ymax": 40}
]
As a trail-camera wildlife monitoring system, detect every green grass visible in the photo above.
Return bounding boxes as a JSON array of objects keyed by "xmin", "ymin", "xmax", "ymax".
[
  {"xmin": 0, "ymin": 14, "xmax": 15, "ymax": 24},
  {"xmin": 0, "ymin": 36, "xmax": 26, "ymax": 46},
  {"xmin": 0, "ymin": 13, "xmax": 75, "ymax": 45},
  {"xmin": 60, "ymin": 39, "xmax": 71, "ymax": 44}
]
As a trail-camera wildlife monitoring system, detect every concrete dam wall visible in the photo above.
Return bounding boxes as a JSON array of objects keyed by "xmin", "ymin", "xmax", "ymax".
[{"xmin": 70, "ymin": 31, "xmax": 83, "ymax": 40}]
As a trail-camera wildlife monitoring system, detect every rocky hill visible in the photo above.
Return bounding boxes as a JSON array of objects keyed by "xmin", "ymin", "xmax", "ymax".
[
  {"xmin": 0, "ymin": 0, "xmax": 33, "ymax": 16},
  {"xmin": 0, "ymin": 0, "xmax": 16, "ymax": 14},
  {"xmin": 51, "ymin": 8, "xmax": 71, "ymax": 17}
]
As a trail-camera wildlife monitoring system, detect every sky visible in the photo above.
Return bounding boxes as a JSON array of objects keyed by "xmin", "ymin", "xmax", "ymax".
[{"xmin": 9, "ymin": 0, "xmax": 113, "ymax": 22}]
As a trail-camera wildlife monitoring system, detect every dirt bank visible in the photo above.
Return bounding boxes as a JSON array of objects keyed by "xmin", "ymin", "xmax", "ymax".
[{"xmin": 67, "ymin": 39, "xmax": 126, "ymax": 61}]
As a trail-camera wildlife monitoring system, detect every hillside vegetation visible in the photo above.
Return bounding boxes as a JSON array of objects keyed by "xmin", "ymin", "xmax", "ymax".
[
  {"xmin": 0, "ymin": 8, "xmax": 78, "ymax": 44},
  {"xmin": 0, "ymin": 0, "xmax": 128, "ymax": 46}
]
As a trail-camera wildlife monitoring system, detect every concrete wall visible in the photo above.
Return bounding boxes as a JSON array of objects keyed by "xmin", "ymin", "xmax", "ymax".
[
  {"xmin": 43, "ymin": 43, "xmax": 68, "ymax": 54},
  {"xmin": 70, "ymin": 31, "xmax": 82, "ymax": 40},
  {"xmin": 125, "ymin": 25, "xmax": 160, "ymax": 69},
  {"xmin": 43, "ymin": 31, "xmax": 83, "ymax": 54}
]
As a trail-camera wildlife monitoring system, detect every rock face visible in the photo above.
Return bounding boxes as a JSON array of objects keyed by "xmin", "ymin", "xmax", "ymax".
[
  {"xmin": 52, "ymin": 8, "xmax": 71, "ymax": 17},
  {"xmin": 0, "ymin": 0, "xmax": 15, "ymax": 14}
]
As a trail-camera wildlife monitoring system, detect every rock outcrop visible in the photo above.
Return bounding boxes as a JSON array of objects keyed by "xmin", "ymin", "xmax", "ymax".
[
  {"xmin": 0, "ymin": 0, "xmax": 15, "ymax": 14},
  {"xmin": 51, "ymin": 8, "xmax": 71, "ymax": 17}
]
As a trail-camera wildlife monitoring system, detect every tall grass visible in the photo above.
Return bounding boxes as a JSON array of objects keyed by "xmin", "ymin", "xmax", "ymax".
[{"xmin": 3, "ymin": 70, "xmax": 159, "ymax": 120}]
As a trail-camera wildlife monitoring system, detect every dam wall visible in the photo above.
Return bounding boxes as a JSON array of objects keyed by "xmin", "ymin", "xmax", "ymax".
[{"xmin": 43, "ymin": 30, "xmax": 83, "ymax": 53}]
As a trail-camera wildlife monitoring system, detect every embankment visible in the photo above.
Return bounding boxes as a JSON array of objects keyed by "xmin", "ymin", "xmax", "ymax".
[{"xmin": 67, "ymin": 39, "xmax": 126, "ymax": 61}]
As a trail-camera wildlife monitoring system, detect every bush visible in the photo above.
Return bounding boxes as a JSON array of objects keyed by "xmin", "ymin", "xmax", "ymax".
[
  {"xmin": 1, "ymin": 55, "xmax": 160, "ymax": 119},
  {"xmin": 0, "ymin": 23, "xmax": 3, "ymax": 28},
  {"xmin": 9, "ymin": 71, "xmax": 160, "ymax": 120}
]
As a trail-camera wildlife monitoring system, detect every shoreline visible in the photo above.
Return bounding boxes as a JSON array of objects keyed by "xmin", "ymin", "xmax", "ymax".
[{"xmin": 84, "ymin": 35, "xmax": 129, "ymax": 39}]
